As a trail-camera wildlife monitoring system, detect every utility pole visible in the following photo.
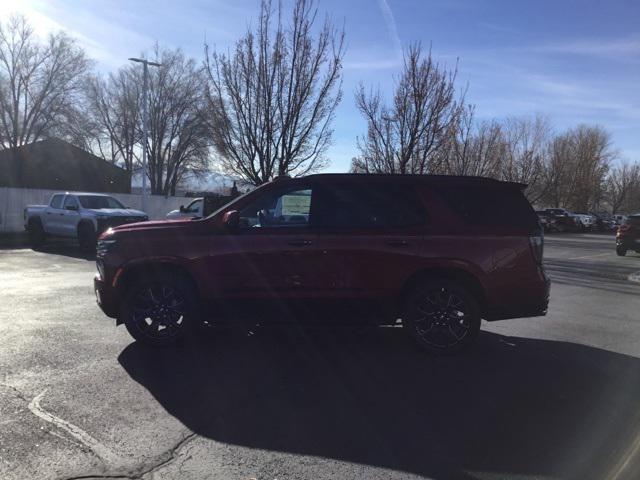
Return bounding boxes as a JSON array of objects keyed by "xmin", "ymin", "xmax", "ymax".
[{"xmin": 128, "ymin": 57, "xmax": 161, "ymax": 213}]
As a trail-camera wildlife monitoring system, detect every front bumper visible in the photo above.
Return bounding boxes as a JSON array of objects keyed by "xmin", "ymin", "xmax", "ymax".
[{"xmin": 94, "ymin": 274, "xmax": 119, "ymax": 318}]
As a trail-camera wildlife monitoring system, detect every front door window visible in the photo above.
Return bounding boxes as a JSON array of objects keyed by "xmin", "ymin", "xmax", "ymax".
[{"xmin": 239, "ymin": 188, "xmax": 313, "ymax": 229}]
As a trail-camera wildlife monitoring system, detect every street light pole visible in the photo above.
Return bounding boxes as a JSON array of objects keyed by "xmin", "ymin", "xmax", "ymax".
[{"xmin": 128, "ymin": 57, "xmax": 161, "ymax": 213}]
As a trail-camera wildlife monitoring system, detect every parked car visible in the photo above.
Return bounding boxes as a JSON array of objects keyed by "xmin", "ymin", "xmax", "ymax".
[
  {"xmin": 166, "ymin": 198, "xmax": 204, "ymax": 219},
  {"xmin": 536, "ymin": 210, "xmax": 557, "ymax": 233},
  {"xmin": 591, "ymin": 212, "xmax": 617, "ymax": 233},
  {"xmin": 616, "ymin": 214, "xmax": 640, "ymax": 256},
  {"xmin": 542, "ymin": 208, "xmax": 581, "ymax": 232},
  {"xmin": 166, "ymin": 195, "xmax": 236, "ymax": 219},
  {"xmin": 24, "ymin": 193, "xmax": 148, "ymax": 250},
  {"xmin": 613, "ymin": 214, "xmax": 628, "ymax": 226},
  {"xmin": 94, "ymin": 174, "xmax": 550, "ymax": 354},
  {"xmin": 573, "ymin": 212, "xmax": 596, "ymax": 231}
]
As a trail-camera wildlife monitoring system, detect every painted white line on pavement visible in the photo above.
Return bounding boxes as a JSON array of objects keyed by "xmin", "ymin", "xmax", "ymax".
[
  {"xmin": 566, "ymin": 253, "xmax": 611, "ymax": 260},
  {"xmin": 629, "ymin": 272, "xmax": 640, "ymax": 284},
  {"xmin": 28, "ymin": 389, "xmax": 122, "ymax": 464}
]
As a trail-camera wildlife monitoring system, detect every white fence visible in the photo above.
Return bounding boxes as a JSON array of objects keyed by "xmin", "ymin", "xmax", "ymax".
[{"xmin": 0, "ymin": 187, "xmax": 189, "ymax": 233}]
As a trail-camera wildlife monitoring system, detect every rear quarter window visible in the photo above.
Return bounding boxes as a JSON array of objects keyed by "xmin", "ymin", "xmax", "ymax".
[
  {"xmin": 433, "ymin": 186, "xmax": 538, "ymax": 229},
  {"xmin": 316, "ymin": 182, "xmax": 427, "ymax": 228}
]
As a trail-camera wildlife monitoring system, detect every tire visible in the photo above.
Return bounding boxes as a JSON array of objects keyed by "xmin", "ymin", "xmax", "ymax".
[
  {"xmin": 616, "ymin": 245, "xmax": 627, "ymax": 257},
  {"xmin": 28, "ymin": 219, "xmax": 46, "ymax": 248},
  {"xmin": 78, "ymin": 222, "xmax": 97, "ymax": 252},
  {"xmin": 120, "ymin": 274, "xmax": 198, "ymax": 347},
  {"xmin": 402, "ymin": 279, "xmax": 481, "ymax": 354}
]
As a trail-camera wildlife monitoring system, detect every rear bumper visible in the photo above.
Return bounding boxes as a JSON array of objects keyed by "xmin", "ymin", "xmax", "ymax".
[
  {"xmin": 94, "ymin": 274, "xmax": 119, "ymax": 319},
  {"xmin": 617, "ymin": 237, "xmax": 640, "ymax": 250},
  {"xmin": 484, "ymin": 268, "xmax": 550, "ymax": 321}
]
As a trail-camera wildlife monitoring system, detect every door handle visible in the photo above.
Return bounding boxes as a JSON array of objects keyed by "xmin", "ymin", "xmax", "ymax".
[
  {"xmin": 288, "ymin": 239, "xmax": 312, "ymax": 246},
  {"xmin": 387, "ymin": 240, "xmax": 409, "ymax": 247}
]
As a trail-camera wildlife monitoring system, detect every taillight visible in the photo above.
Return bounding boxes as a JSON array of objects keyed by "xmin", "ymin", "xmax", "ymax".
[
  {"xmin": 529, "ymin": 230, "xmax": 544, "ymax": 265},
  {"xmin": 618, "ymin": 224, "xmax": 630, "ymax": 235}
]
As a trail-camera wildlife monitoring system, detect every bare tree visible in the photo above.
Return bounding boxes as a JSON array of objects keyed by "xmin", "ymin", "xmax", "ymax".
[
  {"xmin": 540, "ymin": 124, "xmax": 614, "ymax": 211},
  {"xmin": 84, "ymin": 70, "xmax": 141, "ymax": 172},
  {"xmin": 84, "ymin": 47, "xmax": 210, "ymax": 195},
  {"xmin": 500, "ymin": 114, "xmax": 551, "ymax": 203},
  {"xmin": 352, "ymin": 43, "xmax": 462, "ymax": 174},
  {"xmin": 566, "ymin": 125, "xmax": 613, "ymax": 211},
  {"xmin": 145, "ymin": 47, "xmax": 211, "ymax": 195},
  {"xmin": 607, "ymin": 162, "xmax": 639, "ymax": 214},
  {"xmin": 438, "ymin": 104, "xmax": 504, "ymax": 177},
  {"xmin": 0, "ymin": 16, "xmax": 89, "ymax": 150},
  {"xmin": 205, "ymin": 0, "xmax": 345, "ymax": 185},
  {"xmin": 543, "ymin": 131, "xmax": 574, "ymax": 208}
]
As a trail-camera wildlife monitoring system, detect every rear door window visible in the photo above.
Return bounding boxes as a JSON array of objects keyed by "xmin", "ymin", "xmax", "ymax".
[
  {"xmin": 316, "ymin": 183, "xmax": 426, "ymax": 228},
  {"xmin": 63, "ymin": 196, "xmax": 79, "ymax": 209},
  {"xmin": 434, "ymin": 186, "xmax": 538, "ymax": 229}
]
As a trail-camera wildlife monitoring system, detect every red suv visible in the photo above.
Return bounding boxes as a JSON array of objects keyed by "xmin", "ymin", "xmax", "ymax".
[{"xmin": 94, "ymin": 174, "xmax": 549, "ymax": 354}]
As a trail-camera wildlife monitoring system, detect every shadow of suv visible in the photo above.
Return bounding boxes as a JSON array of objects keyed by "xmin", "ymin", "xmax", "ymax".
[{"xmin": 94, "ymin": 174, "xmax": 550, "ymax": 354}]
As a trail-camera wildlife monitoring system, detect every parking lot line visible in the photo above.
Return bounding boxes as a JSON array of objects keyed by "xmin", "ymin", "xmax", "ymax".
[{"xmin": 566, "ymin": 252, "xmax": 611, "ymax": 260}]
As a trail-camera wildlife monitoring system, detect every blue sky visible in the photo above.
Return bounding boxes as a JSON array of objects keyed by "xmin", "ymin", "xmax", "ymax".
[{"xmin": 4, "ymin": 0, "xmax": 639, "ymax": 171}]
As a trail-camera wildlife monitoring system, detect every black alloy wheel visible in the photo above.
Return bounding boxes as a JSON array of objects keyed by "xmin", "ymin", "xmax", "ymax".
[
  {"xmin": 403, "ymin": 280, "xmax": 481, "ymax": 354},
  {"xmin": 122, "ymin": 278, "xmax": 194, "ymax": 346}
]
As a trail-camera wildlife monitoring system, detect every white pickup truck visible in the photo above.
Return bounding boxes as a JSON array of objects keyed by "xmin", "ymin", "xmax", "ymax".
[
  {"xmin": 24, "ymin": 192, "xmax": 147, "ymax": 250},
  {"xmin": 166, "ymin": 197, "xmax": 205, "ymax": 219},
  {"xmin": 166, "ymin": 195, "xmax": 235, "ymax": 220}
]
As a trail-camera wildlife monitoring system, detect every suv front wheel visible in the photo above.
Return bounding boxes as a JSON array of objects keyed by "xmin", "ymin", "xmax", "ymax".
[
  {"xmin": 121, "ymin": 274, "xmax": 197, "ymax": 346},
  {"xmin": 402, "ymin": 279, "xmax": 481, "ymax": 354}
]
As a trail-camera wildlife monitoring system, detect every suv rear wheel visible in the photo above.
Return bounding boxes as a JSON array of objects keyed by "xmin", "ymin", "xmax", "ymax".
[
  {"xmin": 402, "ymin": 279, "xmax": 481, "ymax": 354},
  {"xmin": 121, "ymin": 274, "xmax": 197, "ymax": 346}
]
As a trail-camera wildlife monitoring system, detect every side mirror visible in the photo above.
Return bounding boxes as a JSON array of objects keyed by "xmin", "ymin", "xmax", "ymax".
[
  {"xmin": 222, "ymin": 210, "xmax": 239, "ymax": 230},
  {"xmin": 65, "ymin": 205, "xmax": 78, "ymax": 211},
  {"xmin": 179, "ymin": 205, "xmax": 186, "ymax": 213}
]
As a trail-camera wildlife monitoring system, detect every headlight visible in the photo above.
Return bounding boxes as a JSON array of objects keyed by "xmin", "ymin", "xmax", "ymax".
[{"xmin": 96, "ymin": 238, "xmax": 118, "ymax": 256}]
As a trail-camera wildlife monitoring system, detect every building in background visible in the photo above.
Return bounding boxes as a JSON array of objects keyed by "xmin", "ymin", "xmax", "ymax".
[{"xmin": 0, "ymin": 138, "xmax": 130, "ymax": 193}]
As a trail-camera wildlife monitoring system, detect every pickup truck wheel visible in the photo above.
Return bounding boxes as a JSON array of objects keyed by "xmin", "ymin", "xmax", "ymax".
[
  {"xmin": 121, "ymin": 275, "xmax": 196, "ymax": 347},
  {"xmin": 402, "ymin": 279, "xmax": 481, "ymax": 354},
  {"xmin": 28, "ymin": 219, "xmax": 46, "ymax": 248},
  {"xmin": 78, "ymin": 223, "xmax": 97, "ymax": 252}
]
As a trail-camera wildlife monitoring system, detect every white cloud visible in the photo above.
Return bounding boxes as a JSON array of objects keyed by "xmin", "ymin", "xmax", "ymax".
[
  {"xmin": 344, "ymin": 57, "xmax": 400, "ymax": 70},
  {"xmin": 532, "ymin": 35, "xmax": 640, "ymax": 59},
  {"xmin": 377, "ymin": 0, "xmax": 402, "ymax": 57}
]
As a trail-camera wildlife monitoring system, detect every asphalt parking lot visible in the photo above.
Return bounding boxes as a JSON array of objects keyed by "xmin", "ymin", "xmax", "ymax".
[{"xmin": 1, "ymin": 234, "xmax": 640, "ymax": 480}]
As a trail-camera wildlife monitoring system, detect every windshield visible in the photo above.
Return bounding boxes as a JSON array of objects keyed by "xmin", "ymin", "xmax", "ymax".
[{"xmin": 77, "ymin": 195, "xmax": 125, "ymax": 209}]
